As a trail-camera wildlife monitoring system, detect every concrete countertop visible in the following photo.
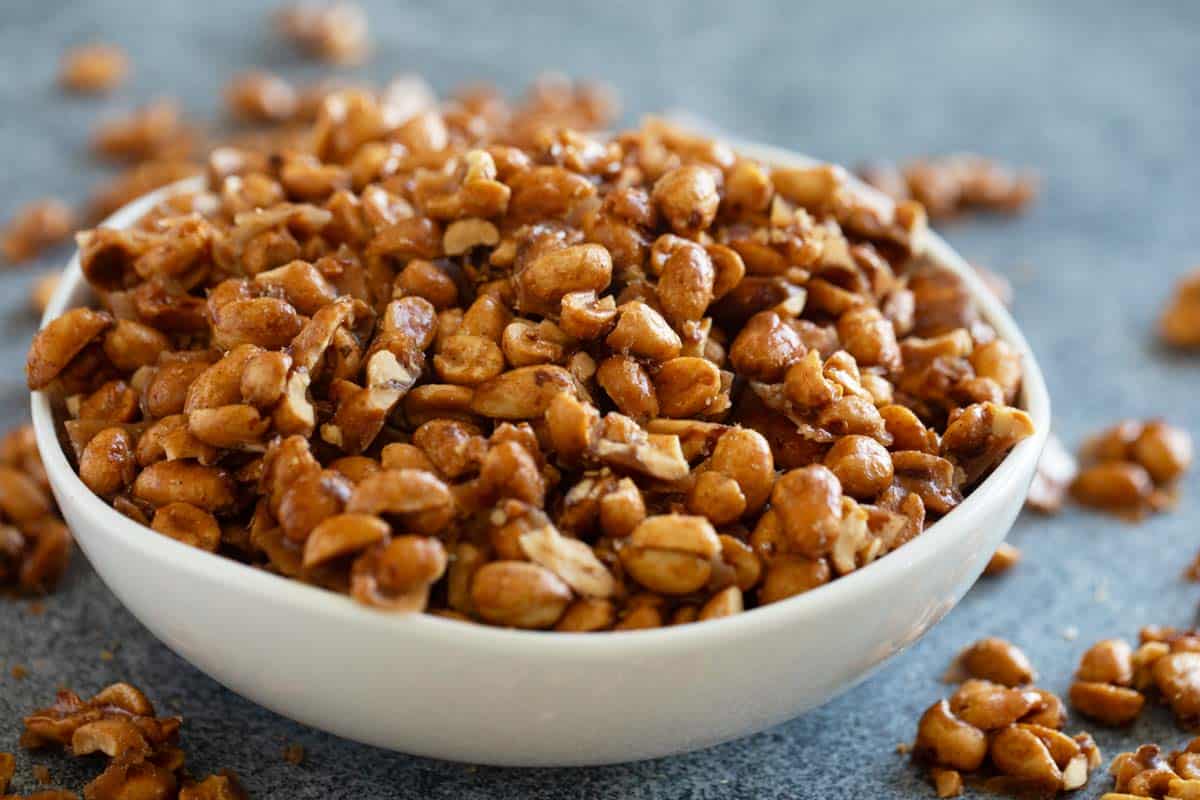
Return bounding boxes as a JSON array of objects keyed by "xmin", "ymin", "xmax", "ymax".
[{"xmin": 1, "ymin": 1, "xmax": 1198, "ymax": 796}]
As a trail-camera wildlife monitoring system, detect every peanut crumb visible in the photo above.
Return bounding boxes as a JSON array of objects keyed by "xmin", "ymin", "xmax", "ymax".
[{"xmin": 283, "ymin": 742, "xmax": 305, "ymax": 765}]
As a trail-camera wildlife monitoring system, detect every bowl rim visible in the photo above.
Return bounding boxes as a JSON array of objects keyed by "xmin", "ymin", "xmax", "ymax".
[{"xmin": 30, "ymin": 138, "xmax": 1051, "ymax": 653}]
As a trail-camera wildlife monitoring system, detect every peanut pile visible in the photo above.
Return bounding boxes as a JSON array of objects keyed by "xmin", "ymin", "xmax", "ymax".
[
  {"xmin": 1070, "ymin": 419, "xmax": 1192, "ymax": 518},
  {"xmin": 915, "ymin": 638, "xmax": 1101, "ymax": 797},
  {"xmin": 857, "ymin": 155, "xmax": 1039, "ymax": 221},
  {"xmin": 1071, "ymin": 627, "xmax": 1200, "ymax": 730},
  {"xmin": 13, "ymin": 682, "xmax": 242, "ymax": 800},
  {"xmin": 23, "ymin": 75, "xmax": 1036, "ymax": 630},
  {"xmin": 0, "ymin": 425, "xmax": 71, "ymax": 595},
  {"xmin": 1105, "ymin": 737, "xmax": 1200, "ymax": 799}
]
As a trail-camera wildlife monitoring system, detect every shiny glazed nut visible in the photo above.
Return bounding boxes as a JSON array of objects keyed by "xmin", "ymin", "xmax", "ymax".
[
  {"xmin": 79, "ymin": 380, "xmax": 138, "ymax": 422},
  {"xmin": 555, "ymin": 597, "xmax": 617, "ymax": 632},
  {"xmin": 1069, "ymin": 681, "xmax": 1145, "ymax": 725},
  {"xmin": 757, "ymin": 555, "xmax": 830, "ymax": 604},
  {"xmin": 1131, "ymin": 420, "xmax": 1192, "ymax": 484},
  {"xmin": 710, "ymin": 427, "xmax": 775, "ymax": 513},
  {"xmin": 350, "ymin": 536, "xmax": 447, "ymax": 612},
  {"xmin": 929, "ymin": 767, "xmax": 962, "ymax": 799},
  {"xmin": 145, "ymin": 360, "xmax": 213, "ymax": 419},
  {"xmin": 699, "ymin": 585, "xmax": 743, "ymax": 620},
  {"xmin": 1024, "ymin": 689, "xmax": 1066, "ymax": 730},
  {"xmin": 730, "ymin": 311, "xmax": 803, "ymax": 382},
  {"xmin": 518, "ymin": 520, "xmax": 616, "ymax": 598},
  {"xmin": 515, "ymin": 243, "xmax": 612, "ymax": 312},
  {"xmin": 983, "ymin": 542, "xmax": 1021, "ymax": 576},
  {"xmin": 620, "ymin": 514, "xmax": 720, "ymax": 595},
  {"xmin": 771, "ymin": 465, "xmax": 843, "ymax": 558},
  {"xmin": 959, "ymin": 637, "xmax": 1036, "ymax": 687},
  {"xmin": 652, "ymin": 165, "xmax": 719, "ymax": 234},
  {"xmin": 188, "ymin": 405, "xmax": 271, "ymax": 449},
  {"xmin": 823, "ymin": 435, "xmax": 893, "ymax": 499},
  {"xmin": 597, "ymin": 356, "xmax": 658, "ymax": 421},
  {"xmin": 132, "ymin": 461, "xmax": 235, "ymax": 511},
  {"xmin": 914, "ymin": 699, "xmax": 987, "ymax": 772},
  {"xmin": 212, "ymin": 296, "xmax": 304, "ymax": 350},
  {"xmin": 598, "ymin": 477, "xmax": 646, "ymax": 538},
  {"xmin": 345, "ymin": 469, "xmax": 453, "ymax": 534},
  {"xmin": 79, "ymin": 427, "xmax": 137, "ymax": 497},
  {"xmin": 470, "ymin": 365, "xmax": 577, "ymax": 419},
  {"xmin": 302, "ymin": 513, "xmax": 390, "ymax": 568},
  {"xmin": 653, "ymin": 235, "xmax": 715, "ymax": 325},
  {"xmin": 151, "ymin": 503, "xmax": 220, "ymax": 552},
  {"xmin": 949, "ymin": 680, "xmax": 1040, "ymax": 731},
  {"xmin": 687, "ymin": 471, "xmax": 747, "ymax": 526},
  {"xmin": 1154, "ymin": 652, "xmax": 1200, "ymax": 720},
  {"xmin": 27, "ymin": 308, "xmax": 113, "ymax": 390},
  {"xmin": 396, "ymin": 259, "xmax": 459, "ymax": 310},
  {"xmin": 434, "ymin": 334, "xmax": 506, "ymax": 385},
  {"xmin": 654, "ymin": 357, "xmax": 721, "ymax": 418},
  {"xmin": 443, "ymin": 218, "xmax": 500, "ymax": 255},
  {"xmin": 988, "ymin": 725, "xmax": 1061, "ymax": 791},
  {"xmin": 277, "ymin": 469, "xmax": 353, "ymax": 542},
  {"xmin": 471, "ymin": 561, "xmax": 572, "ymax": 629},
  {"xmin": 605, "ymin": 301, "xmax": 681, "ymax": 362},
  {"xmin": 102, "ymin": 320, "xmax": 171, "ymax": 372},
  {"xmin": 1077, "ymin": 639, "xmax": 1134, "ymax": 685},
  {"xmin": 1070, "ymin": 461, "xmax": 1156, "ymax": 512}
]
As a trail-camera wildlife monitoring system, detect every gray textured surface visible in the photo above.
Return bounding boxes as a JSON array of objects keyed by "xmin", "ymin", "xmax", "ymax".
[{"xmin": 1, "ymin": 0, "xmax": 1198, "ymax": 797}]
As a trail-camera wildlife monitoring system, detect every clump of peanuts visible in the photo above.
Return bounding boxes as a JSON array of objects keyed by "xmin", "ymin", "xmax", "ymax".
[
  {"xmin": 1104, "ymin": 737, "xmax": 1200, "ymax": 799},
  {"xmin": 1071, "ymin": 627, "xmax": 1200, "ymax": 730},
  {"xmin": 26, "ymin": 77, "xmax": 1035, "ymax": 631},
  {"xmin": 1070, "ymin": 419, "xmax": 1192, "ymax": 517},
  {"xmin": 857, "ymin": 155, "xmax": 1039, "ymax": 221},
  {"xmin": 0, "ymin": 424, "xmax": 71, "ymax": 594},
  {"xmin": 916, "ymin": 637, "xmax": 1100, "ymax": 797},
  {"xmin": 20, "ymin": 682, "xmax": 244, "ymax": 800}
]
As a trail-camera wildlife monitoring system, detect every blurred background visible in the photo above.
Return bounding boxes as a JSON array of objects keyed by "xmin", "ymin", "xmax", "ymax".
[{"xmin": 2, "ymin": 1, "xmax": 1199, "ymax": 798}]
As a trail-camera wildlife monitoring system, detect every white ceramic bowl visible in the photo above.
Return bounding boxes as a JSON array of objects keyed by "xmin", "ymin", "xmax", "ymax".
[{"xmin": 31, "ymin": 140, "xmax": 1050, "ymax": 767}]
